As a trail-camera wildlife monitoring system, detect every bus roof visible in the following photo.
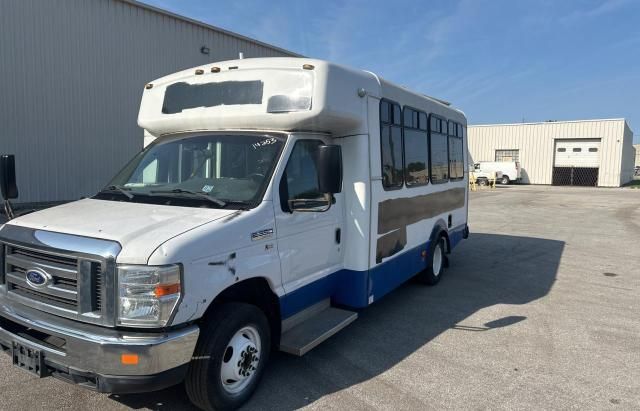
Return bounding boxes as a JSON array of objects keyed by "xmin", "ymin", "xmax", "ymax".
[{"xmin": 138, "ymin": 57, "xmax": 465, "ymax": 137}]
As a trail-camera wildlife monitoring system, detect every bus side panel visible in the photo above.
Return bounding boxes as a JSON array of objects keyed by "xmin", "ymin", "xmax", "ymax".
[{"xmin": 368, "ymin": 97, "xmax": 469, "ymax": 303}]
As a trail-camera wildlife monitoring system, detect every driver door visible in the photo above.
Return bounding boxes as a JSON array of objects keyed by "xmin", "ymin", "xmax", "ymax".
[{"xmin": 274, "ymin": 136, "xmax": 344, "ymax": 297}]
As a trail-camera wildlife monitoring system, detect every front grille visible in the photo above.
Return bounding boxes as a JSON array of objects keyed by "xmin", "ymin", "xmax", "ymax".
[
  {"xmin": 10, "ymin": 284, "xmax": 77, "ymax": 311},
  {"xmin": 10, "ymin": 247, "xmax": 76, "ymax": 268},
  {"xmin": 2, "ymin": 244, "xmax": 109, "ymax": 325},
  {"xmin": 5, "ymin": 245, "xmax": 80, "ymax": 312}
]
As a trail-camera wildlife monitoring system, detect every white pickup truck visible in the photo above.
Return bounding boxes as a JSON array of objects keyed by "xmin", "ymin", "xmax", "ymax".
[{"xmin": 0, "ymin": 58, "xmax": 469, "ymax": 410}]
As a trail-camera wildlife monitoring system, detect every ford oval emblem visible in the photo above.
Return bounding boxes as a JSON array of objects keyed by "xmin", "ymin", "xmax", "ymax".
[{"xmin": 25, "ymin": 268, "xmax": 52, "ymax": 288}]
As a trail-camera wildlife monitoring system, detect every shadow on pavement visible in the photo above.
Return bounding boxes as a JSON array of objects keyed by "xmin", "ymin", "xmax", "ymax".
[{"xmin": 111, "ymin": 232, "xmax": 563, "ymax": 410}]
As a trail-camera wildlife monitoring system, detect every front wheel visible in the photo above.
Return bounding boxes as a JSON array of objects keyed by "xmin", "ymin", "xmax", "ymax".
[
  {"xmin": 186, "ymin": 303, "xmax": 271, "ymax": 411},
  {"xmin": 500, "ymin": 175, "xmax": 510, "ymax": 185},
  {"xmin": 417, "ymin": 235, "xmax": 446, "ymax": 285}
]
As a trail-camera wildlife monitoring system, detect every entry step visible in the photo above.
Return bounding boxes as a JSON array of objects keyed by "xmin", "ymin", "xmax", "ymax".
[{"xmin": 280, "ymin": 304, "xmax": 357, "ymax": 356}]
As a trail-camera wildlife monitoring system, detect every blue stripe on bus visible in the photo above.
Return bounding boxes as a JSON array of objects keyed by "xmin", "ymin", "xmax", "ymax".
[{"xmin": 279, "ymin": 224, "xmax": 467, "ymax": 319}]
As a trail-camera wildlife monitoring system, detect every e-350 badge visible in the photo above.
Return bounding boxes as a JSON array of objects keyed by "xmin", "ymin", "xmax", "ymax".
[{"xmin": 251, "ymin": 228, "xmax": 273, "ymax": 241}]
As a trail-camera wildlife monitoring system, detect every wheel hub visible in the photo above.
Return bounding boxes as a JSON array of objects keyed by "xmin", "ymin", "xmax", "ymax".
[
  {"xmin": 433, "ymin": 242, "xmax": 443, "ymax": 275},
  {"xmin": 220, "ymin": 326, "xmax": 261, "ymax": 394},
  {"xmin": 238, "ymin": 345, "xmax": 259, "ymax": 377}
]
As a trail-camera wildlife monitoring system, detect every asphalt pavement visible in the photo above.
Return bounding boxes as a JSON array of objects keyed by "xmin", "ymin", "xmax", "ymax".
[{"xmin": 1, "ymin": 185, "xmax": 639, "ymax": 410}]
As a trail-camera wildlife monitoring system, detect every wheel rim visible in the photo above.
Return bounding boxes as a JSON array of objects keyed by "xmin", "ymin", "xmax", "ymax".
[
  {"xmin": 433, "ymin": 241, "xmax": 443, "ymax": 276},
  {"xmin": 220, "ymin": 325, "xmax": 261, "ymax": 395}
]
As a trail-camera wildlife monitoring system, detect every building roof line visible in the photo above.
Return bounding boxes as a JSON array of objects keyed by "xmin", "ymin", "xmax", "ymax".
[
  {"xmin": 118, "ymin": 0, "xmax": 302, "ymax": 58},
  {"xmin": 469, "ymin": 118, "xmax": 627, "ymax": 127}
]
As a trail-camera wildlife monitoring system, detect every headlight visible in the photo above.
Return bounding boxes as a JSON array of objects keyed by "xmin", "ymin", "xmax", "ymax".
[{"xmin": 117, "ymin": 264, "xmax": 182, "ymax": 327}]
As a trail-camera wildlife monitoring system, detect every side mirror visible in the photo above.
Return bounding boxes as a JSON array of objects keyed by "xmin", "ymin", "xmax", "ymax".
[
  {"xmin": 316, "ymin": 145, "xmax": 342, "ymax": 194},
  {"xmin": 1, "ymin": 155, "xmax": 18, "ymax": 200}
]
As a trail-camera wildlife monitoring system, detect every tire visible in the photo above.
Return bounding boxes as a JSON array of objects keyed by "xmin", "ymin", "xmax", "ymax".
[
  {"xmin": 477, "ymin": 178, "xmax": 488, "ymax": 187},
  {"xmin": 500, "ymin": 175, "xmax": 510, "ymax": 185},
  {"xmin": 186, "ymin": 303, "xmax": 271, "ymax": 411},
  {"xmin": 417, "ymin": 235, "xmax": 446, "ymax": 285}
]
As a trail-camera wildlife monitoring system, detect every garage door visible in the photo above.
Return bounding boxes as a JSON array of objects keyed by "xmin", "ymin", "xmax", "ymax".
[{"xmin": 552, "ymin": 139, "xmax": 601, "ymax": 186}]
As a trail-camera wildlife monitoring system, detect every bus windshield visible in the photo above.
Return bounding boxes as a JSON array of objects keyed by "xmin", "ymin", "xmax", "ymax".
[{"xmin": 99, "ymin": 134, "xmax": 285, "ymax": 208}]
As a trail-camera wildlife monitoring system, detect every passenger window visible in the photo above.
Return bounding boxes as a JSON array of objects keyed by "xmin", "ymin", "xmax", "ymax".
[
  {"xmin": 380, "ymin": 100, "xmax": 404, "ymax": 189},
  {"xmin": 283, "ymin": 140, "xmax": 324, "ymax": 202},
  {"xmin": 573, "ymin": 148, "xmax": 581, "ymax": 152},
  {"xmin": 557, "ymin": 148, "xmax": 566, "ymax": 152},
  {"xmin": 403, "ymin": 107, "xmax": 429, "ymax": 186},
  {"xmin": 588, "ymin": 147, "xmax": 598, "ymax": 152},
  {"xmin": 429, "ymin": 115, "xmax": 449, "ymax": 183},
  {"xmin": 448, "ymin": 121, "xmax": 464, "ymax": 180}
]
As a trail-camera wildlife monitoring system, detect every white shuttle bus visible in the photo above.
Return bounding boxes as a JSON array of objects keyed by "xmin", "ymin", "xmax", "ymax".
[{"xmin": 0, "ymin": 58, "xmax": 468, "ymax": 410}]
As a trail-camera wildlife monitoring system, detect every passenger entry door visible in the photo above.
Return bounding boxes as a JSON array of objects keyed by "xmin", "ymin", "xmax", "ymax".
[{"xmin": 274, "ymin": 137, "xmax": 344, "ymax": 296}]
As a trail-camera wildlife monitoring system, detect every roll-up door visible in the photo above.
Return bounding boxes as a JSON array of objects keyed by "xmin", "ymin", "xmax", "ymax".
[{"xmin": 552, "ymin": 139, "xmax": 601, "ymax": 186}]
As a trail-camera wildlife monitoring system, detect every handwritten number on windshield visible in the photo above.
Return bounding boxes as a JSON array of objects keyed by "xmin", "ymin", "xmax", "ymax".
[{"xmin": 252, "ymin": 137, "xmax": 277, "ymax": 149}]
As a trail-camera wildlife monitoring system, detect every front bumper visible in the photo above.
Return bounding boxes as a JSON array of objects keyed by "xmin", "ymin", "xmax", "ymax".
[{"xmin": 0, "ymin": 300, "xmax": 199, "ymax": 393}]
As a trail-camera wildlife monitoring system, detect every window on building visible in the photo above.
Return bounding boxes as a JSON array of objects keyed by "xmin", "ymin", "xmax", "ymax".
[
  {"xmin": 557, "ymin": 148, "xmax": 566, "ymax": 152},
  {"xmin": 495, "ymin": 149, "xmax": 519, "ymax": 162},
  {"xmin": 403, "ymin": 107, "xmax": 429, "ymax": 186},
  {"xmin": 429, "ymin": 115, "xmax": 449, "ymax": 183},
  {"xmin": 380, "ymin": 100, "xmax": 404, "ymax": 189},
  {"xmin": 588, "ymin": 148, "xmax": 598, "ymax": 152},
  {"xmin": 448, "ymin": 121, "xmax": 464, "ymax": 180},
  {"xmin": 573, "ymin": 148, "xmax": 582, "ymax": 152}
]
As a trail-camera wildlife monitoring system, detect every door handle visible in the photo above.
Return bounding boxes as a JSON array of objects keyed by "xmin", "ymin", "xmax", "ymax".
[{"xmin": 335, "ymin": 228, "xmax": 341, "ymax": 244}]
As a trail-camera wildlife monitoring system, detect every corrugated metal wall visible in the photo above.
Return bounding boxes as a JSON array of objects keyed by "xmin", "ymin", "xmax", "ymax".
[
  {"xmin": 634, "ymin": 145, "xmax": 640, "ymax": 167},
  {"xmin": 468, "ymin": 119, "xmax": 631, "ymax": 187},
  {"xmin": 0, "ymin": 0, "xmax": 296, "ymax": 204},
  {"xmin": 619, "ymin": 124, "xmax": 635, "ymax": 185}
]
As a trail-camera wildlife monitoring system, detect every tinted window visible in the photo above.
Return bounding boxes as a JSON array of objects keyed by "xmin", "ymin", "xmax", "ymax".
[
  {"xmin": 380, "ymin": 100, "xmax": 404, "ymax": 189},
  {"xmin": 284, "ymin": 140, "xmax": 324, "ymax": 200},
  {"xmin": 381, "ymin": 125, "xmax": 404, "ymax": 188},
  {"xmin": 419, "ymin": 112, "xmax": 428, "ymax": 130},
  {"xmin": 573, "ymin": 148, "xmax": 582, "ymax": 152},
  {"xmin": 557, "ymin": 148, "xmax": 566, "ymax": 152},
  {"xmin": 380, "ymin": 100, "xmax": 391, "ymax": 123},
  {"xmin": 448, "ymin": 121, "xmax": 464, "ymax": 180},
  {"xmin": 588, "ymin": 147, "xmax": 598, "ymax": 152},
  {"xmin": 403, "ymin": 107, "xmax": 429, "ymax": 187},
  {"xmin": 429, "ymin": 115, "xmax": 449, "ymax": 183}
]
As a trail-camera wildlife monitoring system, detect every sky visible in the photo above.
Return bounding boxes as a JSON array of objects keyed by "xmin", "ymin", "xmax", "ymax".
[{"xmin": 145, "ymin": 0, "xmax": 640, "ymax": 143}]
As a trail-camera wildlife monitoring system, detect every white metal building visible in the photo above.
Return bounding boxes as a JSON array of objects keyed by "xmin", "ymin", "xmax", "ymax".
[
  {"xmin": 634, "ymin": 144, "xmax": 640, "ymax": 168},
  {"xmin": 468, "ymin": 119, "xmax": 635, "ymax": 187},
  {"xmin": 0, "ymin": 0, "xmax": 297, "ymax": 204}
]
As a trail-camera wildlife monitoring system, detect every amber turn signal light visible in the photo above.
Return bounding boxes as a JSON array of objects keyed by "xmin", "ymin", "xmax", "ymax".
[
  {"xmin": 154, "ymin": 283, "xmax": 181, "ymax": 297},
  {"xmin": 121, "ymin": 354, "xmax": 139, "ymax": 365}
]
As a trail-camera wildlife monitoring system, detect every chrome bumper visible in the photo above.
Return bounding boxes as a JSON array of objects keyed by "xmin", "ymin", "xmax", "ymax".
[{"xmin": 0, "ymin": 298, "xmax": 199, "ymax": 377}]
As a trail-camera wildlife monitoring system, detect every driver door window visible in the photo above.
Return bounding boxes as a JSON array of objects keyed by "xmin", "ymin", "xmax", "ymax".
[{"xmin": 281, "ymin": 140, "xmax": 323, "ymax": 210}]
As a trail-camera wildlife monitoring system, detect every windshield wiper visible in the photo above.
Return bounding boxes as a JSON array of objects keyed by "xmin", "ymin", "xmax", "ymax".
[
  {"xmin": 150, "ymin": 189, "xmax": 226, "ymax": 207},
  {"xmin": 103, "ymin": 185, "xmax": 133, "ymax": 199}
]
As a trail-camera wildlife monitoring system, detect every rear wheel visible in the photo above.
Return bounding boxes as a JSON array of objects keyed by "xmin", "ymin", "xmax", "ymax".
[
  {"xmin": 186, "ymin": 303, "xmax": 271, "ymax": 411},
  {"xmin": 477, "ymin": 178, "xmax": 488, "ymax": 186},
  {"xmin": 500, "ymin": 175, "xmax": 510, "ymax": 185},
  {"xmin": 417, "ymin": 235, "xmax": 446, "ymax": 285}
]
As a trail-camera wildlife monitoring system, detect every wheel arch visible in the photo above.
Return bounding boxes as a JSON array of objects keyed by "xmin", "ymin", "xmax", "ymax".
[
  {"xmin": 201, "ymin": 277, "xmax": 282, "ymax": 349},
  {"xmin": 430, "ymin": 220, "xmax": 451, "ymax": 253}
]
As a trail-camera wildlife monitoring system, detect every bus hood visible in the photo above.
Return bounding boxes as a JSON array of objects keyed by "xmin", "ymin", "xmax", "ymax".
[{"xmin": 5, "ymin": 198, "xmax": 236, "ymax": 264}]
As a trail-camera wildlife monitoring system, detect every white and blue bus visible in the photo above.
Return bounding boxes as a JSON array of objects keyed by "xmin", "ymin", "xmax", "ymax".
[{"xmin": 0, "ymin": 57, "xmax": 468, "ymax": 410}]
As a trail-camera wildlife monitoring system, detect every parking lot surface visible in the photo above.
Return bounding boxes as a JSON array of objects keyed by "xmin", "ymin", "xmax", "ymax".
[{"xmin": 1, "ymin": 185, "xmax": 639, "ymax": 410}]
